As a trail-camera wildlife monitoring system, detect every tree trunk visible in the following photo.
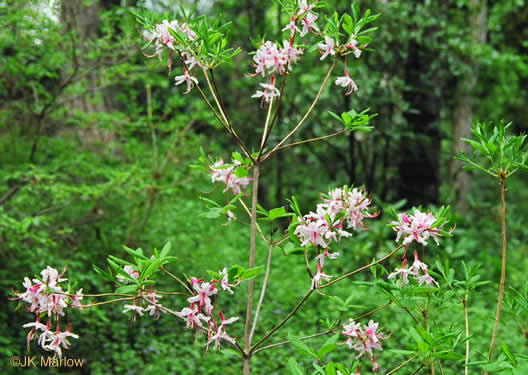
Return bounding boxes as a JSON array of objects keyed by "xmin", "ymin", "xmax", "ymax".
[{"xmin": 450, "ymin": 0, "xmax": 487, "ymax": 214}]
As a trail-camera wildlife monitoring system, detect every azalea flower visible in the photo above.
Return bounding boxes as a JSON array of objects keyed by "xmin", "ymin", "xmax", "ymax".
[
  {"xmin": 175, "ymin": 305, "xmax": 210, "ymax": 328},
  {"xmin": 346, "ymin": 37, "xmax": 362, "ymax": 58},
  {"xmin": 174, "ymin": 67, "xmax": 198, "ymax": 94},
  {"xmin": 252, "ymin": 83, "xmax": 280, "ymax": 103},
  {"xmin": 316, "ymin": 248, "xmax": 340, "ymax": 268},
  {"xmin": 335, "ymin": 70, "xmax": 358, "ymax": 95},
  {"xmin": 318, "ymin": 36, "xmax": 336, "ymax": 60},
  {"xmin": 300, "ymin": 11, "xmax": 320, "ymax": 37},
  {"xmin": 218, "ymin": 268, "xmax": 235, "ymax": 294},
  {"xmin": 387, "ymin": 259, "xmax": 416, "ymax": 285},
  {"xmin": 282, "ymin": 16, "xmax": 300, "ymax": 38},
  {"xmin": 339, "ymin": 319, "xmax": 389, "ymax": 372},
  {"xmin": 312, "ymin": 262, "xmax": 332, "ymax": 288},
  {"xmin": 207, "ymin": 312, "xmax": 239, "ymax": 350},
  {"xmin": 391, "ymin": 209, "xmax": 442, "ymax": 247},
  {"xmin": 210, "ymin": 158, "xmax": 251, "ymax": 195},
  {"xmin": 123, "ymin": 303, "xmax": 145, "ymax": 316},
  {"xmin": 188, "ymin": 279, "xmax": 218, "ymax": 314}
]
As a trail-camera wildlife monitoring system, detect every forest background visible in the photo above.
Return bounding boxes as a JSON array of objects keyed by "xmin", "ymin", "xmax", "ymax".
[{"xmin": 1, "ymin": 0, "xmax": 528, "ymax": 374}]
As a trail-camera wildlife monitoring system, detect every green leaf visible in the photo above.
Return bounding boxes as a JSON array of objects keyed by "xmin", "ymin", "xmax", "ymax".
[
  {"xmin": 318, "ymin": 335, "xmax": 339, "ymax": 358},
  {"xmin": 501, "ymin": 343, "xmax": 517, "ymax": 367},
  {"xmin": 240, "ymin": 266, "xmax": 263, "ymax": 280},
  {"xmin": 160, "ymin": 242, "xmax": 171, "ymax": 258},
  {"xmin": 288, "ymin": 332, "xmax": 319, "ymax": 359},
  {"xmin": 287, "ymin": 357, "xmax": 305, "ymax": 375},
  {"xmin": 115, "ymin": 284, "xmax": 139, "ymax": 294}
]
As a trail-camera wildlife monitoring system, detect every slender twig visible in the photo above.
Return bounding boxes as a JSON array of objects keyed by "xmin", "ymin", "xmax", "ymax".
[
  {"xmin": 437, "ymin": 360, "xmax": 445, "ymax": 375},
  {"xmin": 146, "ymin": 83, "xmax": 158, "ymax": 170},
  {"xmin": 463, "ymin": 294, "xmax": 470, "ymax": 375},
  {"xmin": 386, "ymin": 354, "xmax": 420, "ymax": 375},
  {"xmin": 258, "ymin": 94, "xmax": 275, "ymax": 158},
  {"xmin": 488, "ymin": 176, "xmax": 507, "ymax": 361},
  {"xmin": 261, "ymin": 70, "xmax": 289, "ymax": 149},
  {"xmin": 200, "ymin": 67, "xmax": 254, "ymax": 163},
  {"xmin": 80, "ymin": 297, "xmax": 136, "ymax": 308},
  {"xmin": 210, "ymin": 69, "xmax": 232, "ymax": 126},
  {"xmin": 150, "ymin": 291, "xmax": 186, "ymax": 296},
  {"xmin": 263, "ymin": 57, "xmax": 338, "ymax": 161},
  {"xmin": 253, "ymin": 301, "xmax": 392, "ymax": 354},
  {"xmin": 266, "ymin": 130, "xmax": 347, "ymax": 156},
  {"xmin": 238, "ymin": 198, "xmax": 271, "ymax": 244},
  {"xmin": 141, "ymin": 296, "xmax": 246, "ymax": 355},
  {"xmin": 55, "ymin": 291, "xmax": 133, "ymax": 298},
  {"xmin": 249, "ymin": 242, "xmax": 274, "ymax": 343},
  {"xmin": 250, "ymin": 289, "xmax": 315, "ymax": 354},
  {"xmin": 320, "ymin": 244, "xmax": 404, "ymax": 288},
  {"xmin": 244, "ymin": 164, "xmax": 260, "ymax": 374},
  {"xmin": 160, "ymin": 266, "xmax": 193, "ymax": 295}
]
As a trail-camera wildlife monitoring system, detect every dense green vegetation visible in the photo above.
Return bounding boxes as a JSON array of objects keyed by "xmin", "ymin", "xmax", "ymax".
[{"xmin": 1, "ymin": 0, "xmax": 528, "ymax": 374}]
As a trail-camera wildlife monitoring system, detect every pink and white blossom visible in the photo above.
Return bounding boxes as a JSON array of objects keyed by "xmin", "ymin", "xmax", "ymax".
[
  {"xmin": 174, "ymin": 67, "xmax": 199, "ymax": 94},
  {"xmin": 391, "ymin": 209, "xmax": 442, "ymax": 247},
  {"xmin": 339, "ymin": 319, "xmax": 389, "ymax": 371},
  {"xmin": 318, "ymin": 36, "xmax": 336, "ymax": 60},
  {"xmin": 210, "ymin": 159, "xmax": 251, "ymax": 195},
  {"xmin": 335, "ymin": 70, "xmax": 358, "ymax": 95}
]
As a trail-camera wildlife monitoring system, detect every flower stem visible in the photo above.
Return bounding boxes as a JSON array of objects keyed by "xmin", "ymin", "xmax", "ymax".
[
  {"xmin": 263, "ymin": 57, "xmax": 338, "ymax": 161},
  {"xmin": 252, "ymin": 301, "xmax": 392, "ymax": 354},
  {"xmin": 249, "ymin": 242, "xmax": 274, "ymax": 344},
  {"xmin": 243, "ymin": 164, "xmax": 260, "ymax": 375},
  {"xmin": 463, "ymin": 293, "xmax": 470, "ymax": 375},
  {"xmin": 250, "ymin": 288, "xmax": 315, "ymax": 355},
  {"xmin": 386, "ymin": 354, "xmax": 419, "ymax": 375},
  {"xmin": 319, "ymin": 244, "xmax": 404, "ymax": 289},
  {"xmin": 487, "ymin": 176, "xmax": 507, "ymax": 361}
]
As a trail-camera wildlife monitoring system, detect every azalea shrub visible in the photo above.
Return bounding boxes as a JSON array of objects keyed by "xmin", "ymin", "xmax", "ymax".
[{"xmin": 10, "ymin": 1, "xmax": 528, "ymax": 374}]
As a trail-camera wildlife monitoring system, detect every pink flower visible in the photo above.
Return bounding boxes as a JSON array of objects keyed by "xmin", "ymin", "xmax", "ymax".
[
  {"xmin": 123, "ymin": 303, "xmax": 145, "ymax": 316},
  {"xmin": 207, "ymin": 311, "xmax": 239, "ymax": 350},
  {"xmin": 339, "ymin": 319, "xmax": 389, "ymax": 372},
  {"xmin": 188, "ymin": 279, "xmax": 218, "ymax": 314},
  {"xmin": 312, "ymin": 262, "xmax": 332, "ymax": 289},
  {"xmin": 251, "ymin": 40, "xmax": 303, "ymax": 78},
  {"xmin": 388, "ymin": 259, "xmax": 416, "ymax": 285},
  {"xmin": 346, "ymin": 37, "xmax": 362, "ymax": 58},
  {"xmin": 175, "ymin": 305, "xmax": 210, "ymax": 328},
  {"xmin": 316, "ymin": 248, "xmax": 340, "ymax": 268},
  {"xmin": 391, "ymin": 209, "xmax": 442, "ymax": 247},
  {"xmin": 300, "ymin": 11, "xmax": 320, "ymax": 37},
  {"xmin": 218, "ymin": 267, "xmax": 236, "ymax": 294},
  {"xmin": 335, "ymin": 70, "xmax": 358, "ymax": 95},
  {"xmin": 174, "ymin": 67, "xmax": 198, "ymax": 94},
  {"xmin": 318, "ymin": 36, "xmax": 336, "ymax": 60},
  {"xmin": 282, "ymin": 16, "xmax": 301, "ymax": 38},
  {"xmin": 210, "ymin": 158, "xmax": 251, "ymax": 195},
  {"xmin": 252, "ymin": 82, "xmax": 280, "ymax": 103}
]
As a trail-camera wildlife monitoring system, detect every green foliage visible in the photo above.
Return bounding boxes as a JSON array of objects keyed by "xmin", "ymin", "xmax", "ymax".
[{"xmin": 457, "ymin": 120, "xmax": 528, "ymax": 179}]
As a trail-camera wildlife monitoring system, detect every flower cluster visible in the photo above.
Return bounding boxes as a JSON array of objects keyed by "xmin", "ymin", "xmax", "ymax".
[
  {"xmin": 14, "ymin": 266, "xmax": 83, "ymax": 358},
  {"xmin": 294, "ymin": 186, "xmax": 378, "ymax": 288},
  {"xmin": 297, "ymin": 0, "xmax": 320, "ymax": 37},
  {"xmin": 250, "ymin": 0, "xmax": 325, "ymax": 103},
  {"xmin": 143, "ymin": 19, "xmax": 201, "ymax": 93},
  {"xmin": 388, "ymin": 208, "xmax": 444, "ymax": 286},
  {"xmin": 388, "ymin": 251, "xmax": 439, "ymax": 287},
  {"xmin": 317, "ymin": 33, "xmax": 363, "ymax": 95},
  {"xmin": 174, "ymin": 268, "xmax": 240, "ymax": 351},
  {"xmin": 391, "ymin": 209, "xmax": 442, "ymax": 248},
  {"xmin": 339, "ymin": 319, "xmax": 389, "ymax": 372},
  {"xmin": 251, "ymin": 41, "xmax": 303, "ymax": 103},
  {"xmin": 210, "ymin": 158, "xmax": 251, "ymax": 195}
]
